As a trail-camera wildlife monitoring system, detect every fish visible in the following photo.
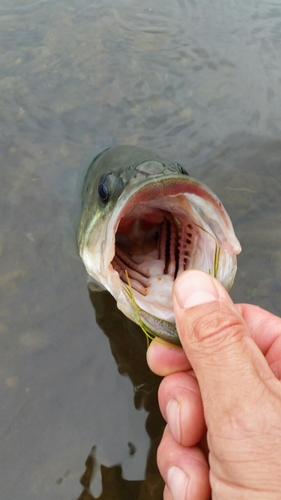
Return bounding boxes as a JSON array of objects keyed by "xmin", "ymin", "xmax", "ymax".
[{"xmin": 77, "ymin": 145, "xmax": 241, "ymax": 346}]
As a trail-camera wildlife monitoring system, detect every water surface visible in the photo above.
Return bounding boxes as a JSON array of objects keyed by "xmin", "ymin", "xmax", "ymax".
[{"xmin": 1, "ymin": 0, "xmax": 281, "ymax": 498}]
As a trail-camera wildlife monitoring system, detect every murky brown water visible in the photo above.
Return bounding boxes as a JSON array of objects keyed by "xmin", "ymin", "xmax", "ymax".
[{"xmin": 1, "ymin": 0, "xmax": 281, "ymax": 498}]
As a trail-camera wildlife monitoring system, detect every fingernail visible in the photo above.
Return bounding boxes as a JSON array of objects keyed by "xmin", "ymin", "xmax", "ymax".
[
  {"xmin": 174, "ymin": 270, "xmax": 218, "ymax": 309},
  {"xmin": 166, "ymin": 399, "xmax": 180, "ymax": 442},
  {"xmin": 167, "ymin": 466, "xmax": 189, "ymax": 499}
]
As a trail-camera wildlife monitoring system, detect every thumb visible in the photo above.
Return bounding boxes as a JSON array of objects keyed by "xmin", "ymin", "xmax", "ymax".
[
  {"xmin": 171, "ymin": 270, "xmax": 281, "ymax": 496},
  {"xmin": 173, "ymin": 270, "xmax": 275, "ymax": 429}
]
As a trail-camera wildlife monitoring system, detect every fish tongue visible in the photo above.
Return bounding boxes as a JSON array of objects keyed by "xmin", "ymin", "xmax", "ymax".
[
  {"xmin": 113, "ymin": 208, "xmax": 181, "ymax": 296},
  {"xmin": 132, "ymin": 253, "xmax": 165, "ymax": 277}
]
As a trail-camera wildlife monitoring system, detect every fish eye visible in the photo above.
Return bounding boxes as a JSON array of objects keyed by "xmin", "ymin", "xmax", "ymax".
[
  {"xmin": 98, "ymin": 175, "xmax": 110, "ymax": 202},
  {"xmin": 179, "ymin": 165, "xmax": 189, "ymax": 176}
]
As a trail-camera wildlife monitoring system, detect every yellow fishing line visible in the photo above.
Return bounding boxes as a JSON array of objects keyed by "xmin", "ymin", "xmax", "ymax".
[
  {"xmin": 124, "ymin": 270, "xmax": 154, "ymax": 347},
  {"xmin": 123, "ymin": 270, "xmax": 180, "ymax": 349},
  {"xmin": 193, "ymin": 223, "xmax": 221, "ymax": 278}
]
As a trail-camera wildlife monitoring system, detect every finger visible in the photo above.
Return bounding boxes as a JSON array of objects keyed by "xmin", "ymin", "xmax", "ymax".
[
  {"xmin": 158, "ymin": 371, "xmax": 206, "ymax": 447},
  {"xmin": 173, "ymin": 270, "xmax": 281, "ymax": 489},
  {"xmin": 163, "ymin": 484, "xmax": 173, "ymax": 500},
  {"xmin": 157, "ymin": 425, "xmax": 211, "ymax": 500},
  {"xmin": 173, "ymin": 271, "xmax": 276, "ymax": 413},
  {"xmin": 235, "ymin": 304, "xmax": 281, "ymax": 352},
  {"xmin": 235, "ymin": 304, "xmax": 281, "ymax": 379},
  {"xmin": 266, "ymin": 335, "xmax": 281, "ymax": 379},
  {"xmin": 147, "ymin": 338, "xmax": 191, "ymax": 376}
]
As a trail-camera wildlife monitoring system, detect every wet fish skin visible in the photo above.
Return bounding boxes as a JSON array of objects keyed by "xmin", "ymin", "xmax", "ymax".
[
  {"xmin": 78, "ymin": 145, "xmax": 241, "ymax": 346},
  {"xmin": 78, "ymin": 146, "xmax": 188, "ymax": 252}
]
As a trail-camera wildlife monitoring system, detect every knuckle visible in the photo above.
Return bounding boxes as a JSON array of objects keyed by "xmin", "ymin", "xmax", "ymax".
[{"xmin": 186, "ymin": 302, "xmax": 246, "ymax": 355}]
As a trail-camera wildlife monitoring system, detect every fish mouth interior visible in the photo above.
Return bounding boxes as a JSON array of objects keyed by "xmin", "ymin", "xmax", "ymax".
[{"xmin": 111, "ymin": 193, "xmax": 215, "ymax": 322}]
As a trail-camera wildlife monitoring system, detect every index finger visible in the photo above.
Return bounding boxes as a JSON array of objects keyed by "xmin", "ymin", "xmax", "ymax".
[
  {"xmin": 235, "ymin": 304, "xmax": 281, "ymax": 352},
  {"xmin": 146, "ymin": 338, "xmax": 191, "ymax": 376},
  {"xmin": 236, "ymin": 304, "xmax": 281, "ymax": 378}
]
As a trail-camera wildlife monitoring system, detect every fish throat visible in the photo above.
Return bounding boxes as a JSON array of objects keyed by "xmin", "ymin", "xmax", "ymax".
[
  {"xmin": 112, "ymin": 206, "xmax": 197, "ymax": 296},
  {"xmin": 109, "ymin": 190, "xmax": 207, "ymax": 327}
]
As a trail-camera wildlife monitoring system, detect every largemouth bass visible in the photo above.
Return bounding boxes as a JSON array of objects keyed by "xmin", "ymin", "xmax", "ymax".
[{"xmin": 78, "ymin": 145, "xmax": 241, "ymax": 346}]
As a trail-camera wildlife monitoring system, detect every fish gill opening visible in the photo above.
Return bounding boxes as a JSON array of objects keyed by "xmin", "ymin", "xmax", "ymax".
[{"xmin": 111, "ymin": 202, "xmax": 198, "ymax": 297}]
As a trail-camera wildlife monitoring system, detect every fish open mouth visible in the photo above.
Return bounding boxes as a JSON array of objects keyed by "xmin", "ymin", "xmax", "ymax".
[
  {"xmin": 108, "ymin": 177, "xmax": 238, "ymax": 330},
  {"xmin": 112, "ymin": 206, "xmax": 198, "ymax": 296},
  {"xmin": 79, "ymin": 148, "xmax": 241, "ymax": 345}
]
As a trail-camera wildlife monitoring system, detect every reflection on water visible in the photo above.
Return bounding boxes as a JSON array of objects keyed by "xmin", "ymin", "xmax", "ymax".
[
  {"xmin": 85, "ymin": 291, "xmax": 165, "ymax": 499},
  {"xmin": 1, "ymin": 0, "xmax": 281, "ymax": 498},
  {"xmin": 73, "ymin": 288, "xmax": 166, "ymax": 500}
]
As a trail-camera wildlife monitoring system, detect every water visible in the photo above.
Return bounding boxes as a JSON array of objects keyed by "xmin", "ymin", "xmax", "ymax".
[{"xmin": 1, "ymin": 0, "xmax": 281, "ymax": 498}]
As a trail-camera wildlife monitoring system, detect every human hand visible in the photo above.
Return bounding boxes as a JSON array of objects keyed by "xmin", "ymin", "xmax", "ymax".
[{"xmin": 147, "ymin": 270, "xmax": 281, "ymax": 499}]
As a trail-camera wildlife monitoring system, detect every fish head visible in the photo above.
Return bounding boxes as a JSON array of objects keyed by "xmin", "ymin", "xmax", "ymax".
[{"xmin": 78, "ymin": 146, "xmax": 241, "ymax": 346}]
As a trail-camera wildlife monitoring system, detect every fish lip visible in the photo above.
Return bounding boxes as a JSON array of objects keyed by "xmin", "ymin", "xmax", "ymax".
[{"xmin": 109, "ymin": 174, "xmax": 241, "ymax": 251}]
